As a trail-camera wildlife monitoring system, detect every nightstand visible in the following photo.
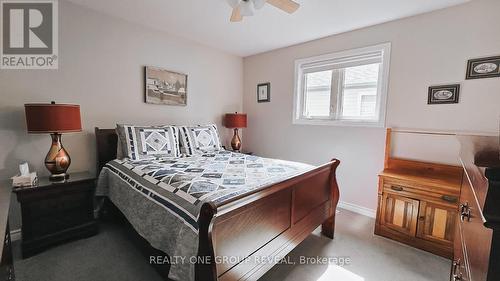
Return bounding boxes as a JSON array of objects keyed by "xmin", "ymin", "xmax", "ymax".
[
  {"xmin": 13, "ymin": 172, "xmax": 98, "ymax": 258},
  {"xmin": 222, "ymin": 146, "xmax": 253, "ymax": 155}
]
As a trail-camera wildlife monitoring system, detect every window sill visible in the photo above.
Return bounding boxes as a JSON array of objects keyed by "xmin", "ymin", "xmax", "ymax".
[{"xmin": 292, "ymin": 118, "xmax": 385, "ymax": 128}]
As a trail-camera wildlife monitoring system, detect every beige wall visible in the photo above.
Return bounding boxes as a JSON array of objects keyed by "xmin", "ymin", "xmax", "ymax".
[
  {"xmin": 243, "ymin": 0, "xmax": 500, "ymax": 212},
  {"xmin": 0, "ymin": 1, "xmax": 243, "ymax": 228},
  {"xmin": 0, "ymin": 1, "xmax": 243, "ymax": 179}
]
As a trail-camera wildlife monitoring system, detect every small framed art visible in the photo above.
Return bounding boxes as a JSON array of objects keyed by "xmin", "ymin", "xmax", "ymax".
[
  {"xmin": 257, "ymin": 83, "xmax": 270, "ymax": 103},
  {"xmin": 428, "ymin": 84, "xmax": 460, "ymax": 104},
  {"xmin": 466, "ymin": 56, "xmax": 500, "ymax": 80}
]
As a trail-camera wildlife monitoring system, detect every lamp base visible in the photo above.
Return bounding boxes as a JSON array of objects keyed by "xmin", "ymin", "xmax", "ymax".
[
  {"xmin": 45, "ymin": 133, "xmax": 72, "ymax": 181},
  {"xmin": 231, "ymin": 128, "xmax": 242, "ymax": 151},
  {"xmin": 49, "ymin": 173, "xmax": 70, "ymax": 182}
]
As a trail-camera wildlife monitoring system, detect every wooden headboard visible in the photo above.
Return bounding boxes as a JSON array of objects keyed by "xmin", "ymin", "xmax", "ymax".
[{"xmin": 95, "ymin": 127, "xmax": 118, "ymax": 173}]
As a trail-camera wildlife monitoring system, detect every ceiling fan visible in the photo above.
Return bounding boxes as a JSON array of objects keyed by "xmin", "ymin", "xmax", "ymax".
[{"xmin": 226, "ymin": 0, "xmax": 300, "ymax": 22}]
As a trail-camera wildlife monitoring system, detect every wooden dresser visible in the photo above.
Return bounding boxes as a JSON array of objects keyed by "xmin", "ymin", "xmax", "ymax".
[
  {"xmin": 375, "ymin": 129, "xmax": 463, "ymax": 258},
  {"xmin": 452, "ymin": 135, "xmax": 500, "ymax": 281}
]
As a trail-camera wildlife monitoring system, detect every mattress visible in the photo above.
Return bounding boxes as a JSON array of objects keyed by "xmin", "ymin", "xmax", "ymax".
[{"xmin": 96, "ymin": 150, "xmax": 314, "ymax": 280}]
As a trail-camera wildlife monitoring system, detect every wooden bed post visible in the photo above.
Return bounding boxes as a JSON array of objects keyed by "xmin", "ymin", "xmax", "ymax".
[
  {"xmin": 196, "ymin": 202, "xmax": 218, "ymax": 281},
  {"xmin": 94, "ymin": 127, "xmax": 118, "ymax": 173},
  {"xmin": 321, "ymin": 159, "xmax": 340, "ymax": 239}
]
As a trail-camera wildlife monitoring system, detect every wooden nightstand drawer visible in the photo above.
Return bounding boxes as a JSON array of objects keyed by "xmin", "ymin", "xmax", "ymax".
[
  {"xmin": 23, "ymin": 208, "xmax": 92, "ymax": 239},
  {"xmin": 23, "ymin": 191, "xmax": 91, "ymax": 219}
]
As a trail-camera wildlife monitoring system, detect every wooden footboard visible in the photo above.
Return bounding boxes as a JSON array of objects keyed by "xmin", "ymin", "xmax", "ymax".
[{"xmin": 197, "ymin": 159, "xmax": 340, "ymax": 281}]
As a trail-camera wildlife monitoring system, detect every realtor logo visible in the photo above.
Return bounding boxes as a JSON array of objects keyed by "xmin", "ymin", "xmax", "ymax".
[{"xmin": 1, "ymin": 0, "xmax": 58, "ymax": 69}]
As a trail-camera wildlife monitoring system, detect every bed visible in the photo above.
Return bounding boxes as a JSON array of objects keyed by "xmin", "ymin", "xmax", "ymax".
[{"xmin": 95, "ymin": 127, "xmax": 340, "ymax": 281}]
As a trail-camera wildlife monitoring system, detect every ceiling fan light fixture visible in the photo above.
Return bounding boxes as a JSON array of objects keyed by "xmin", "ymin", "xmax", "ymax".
[
  {"xmin": 226, "ymin": 0, "xmax": 242, "ymax": 8},
  {"xmin": 227, "ymin": 0, "xmax": 300, "ymax": 22},
  {"xmin": 252, "ymin": 0, "xmax": 267, "ymax": 9},
  {"xmin": 239, "ymin": 1, "xmax": 254, "ymax": 16}
]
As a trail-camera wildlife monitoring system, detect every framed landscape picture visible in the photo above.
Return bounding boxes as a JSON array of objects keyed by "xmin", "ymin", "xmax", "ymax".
[
  {"xmin": 466, "ymin": 56, "xmax": 500, "ymax": 80},
  {"xmin": 145, "ymin": 66, "xmax": 187, "ymax": 106},
  {"xmin": 428, "ymin": 84, "xmax": 460, "ymax": 104}
]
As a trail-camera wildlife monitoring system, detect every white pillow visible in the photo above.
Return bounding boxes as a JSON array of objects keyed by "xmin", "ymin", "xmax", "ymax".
[
  {"xmin": 116, "ymin": 124, "xmax": 180, "ymax": 160},
  {"xmin": 178, "ymin": 124, "xmax": 222, "ymax": 156}
]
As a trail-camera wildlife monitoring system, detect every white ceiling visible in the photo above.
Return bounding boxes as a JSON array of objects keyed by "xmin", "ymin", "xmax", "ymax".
[{"xmin": 67, "ymin": 0, "xmax": 470, "ymax": 57}]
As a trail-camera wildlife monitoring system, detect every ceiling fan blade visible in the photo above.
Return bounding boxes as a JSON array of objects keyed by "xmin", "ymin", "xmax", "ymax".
[
  {"xmin": 230, "ymin": 7, "xmax": 243, "ymax": 22},
  {"xmin": 267, "ymin": 0, "xmax": 300, "ymax": 13}
]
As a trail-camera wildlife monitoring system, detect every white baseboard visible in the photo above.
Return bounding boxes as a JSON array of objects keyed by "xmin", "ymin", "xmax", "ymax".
[
  {"xmin": 338, "ymin": 201, "xmax": 376, "ymax": 218},
  {"xmin": 10, "ymin": 228, "xmax": 21, "ymax": 241}
]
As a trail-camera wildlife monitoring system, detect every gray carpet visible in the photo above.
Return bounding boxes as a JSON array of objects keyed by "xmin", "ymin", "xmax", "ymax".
[
  {"xmin": 14, "ymin": 209, "xmax": 450, "ymax": 281},
  {"xmin": 259, "ymin": 210, "xmax": 450, "ymax": 281},
  {"xmin": 13, "ymin": 223, "xmax": 164, "ymax": 281}
]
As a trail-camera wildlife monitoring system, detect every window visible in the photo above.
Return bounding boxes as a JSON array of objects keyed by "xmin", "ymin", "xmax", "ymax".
[{"xmin": 293, "ymin": 43, "xmax": 391, "ymax": 127}]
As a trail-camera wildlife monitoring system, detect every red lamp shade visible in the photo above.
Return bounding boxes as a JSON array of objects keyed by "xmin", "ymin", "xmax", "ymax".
[
  {"xmin": 224, "ymin": 113, "xmax": 247, "ymax": 128},
  {"xmin": 25, "ymin": 102, "xmax": 82, "ymax": 133}
]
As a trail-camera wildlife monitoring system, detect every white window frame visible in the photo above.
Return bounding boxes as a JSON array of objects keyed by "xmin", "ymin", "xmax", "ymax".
[{"xmin": 293, "ymin": 42, "xmax": 391, "ymax": 127}]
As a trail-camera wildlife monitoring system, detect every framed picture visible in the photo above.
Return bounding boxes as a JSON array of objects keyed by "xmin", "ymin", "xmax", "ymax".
[
  {"xmin": 428, "ymin": 84, "xmax": 460, "ymax": 104},
  {"xmin": 145, "ymin": 66, "xmax": 187, "ymax": 106},
  {"xmin": 257, "ymin": 83, "xmax": 270, "ymax": 103},
  {"xmin": 466, "ymin": 56, "xmax": 500, "ymax": 80}
]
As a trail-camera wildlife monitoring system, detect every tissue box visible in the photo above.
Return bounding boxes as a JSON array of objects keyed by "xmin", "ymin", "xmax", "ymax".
[{"xmin": 12, "ymin": 172, "xmax": 38, "ymax": 187}]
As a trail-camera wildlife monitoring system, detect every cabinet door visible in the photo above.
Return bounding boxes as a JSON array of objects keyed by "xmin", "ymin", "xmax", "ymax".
[
  {"xmin": 416, "ymin": 201, "xmax": 456, "ymax": 245},
  {"xmin": 381, "ymin": 193, "xmax": 419, "ymax": 236}
]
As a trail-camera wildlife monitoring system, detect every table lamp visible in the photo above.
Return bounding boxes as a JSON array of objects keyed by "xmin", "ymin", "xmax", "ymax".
[
  {"xmin": 25, "ymin": 102, "xmax": 82, "ymax": 181},
  {"xmin": 224, "ymin": 112, "xmax": 247, "ymax": 151}
]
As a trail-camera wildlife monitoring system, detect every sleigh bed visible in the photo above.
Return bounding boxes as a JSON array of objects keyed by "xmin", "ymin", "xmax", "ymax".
[{"xmin": 94, "ymin": 127, "xmax": 340, "ymax": 281}]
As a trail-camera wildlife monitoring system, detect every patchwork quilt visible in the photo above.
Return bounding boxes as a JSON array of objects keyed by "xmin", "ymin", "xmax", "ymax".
[{"xmin": 96, "ymin": 151, "xmax": 314, "ymax": 280}]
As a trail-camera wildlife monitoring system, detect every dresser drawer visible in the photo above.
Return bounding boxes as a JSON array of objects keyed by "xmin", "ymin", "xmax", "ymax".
[{"xmin": 383, "ymin": 178, "xmax": 459, "ymax": 207}]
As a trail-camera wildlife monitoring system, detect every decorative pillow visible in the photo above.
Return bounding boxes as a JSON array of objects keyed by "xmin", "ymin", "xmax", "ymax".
[
  {"xmin": 178, "ymin": 124, "xmax": 222, "ymax": 156},
  {"xmin": 116, "ymin": 124, "xmax": 180, "ymax": 160}
]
